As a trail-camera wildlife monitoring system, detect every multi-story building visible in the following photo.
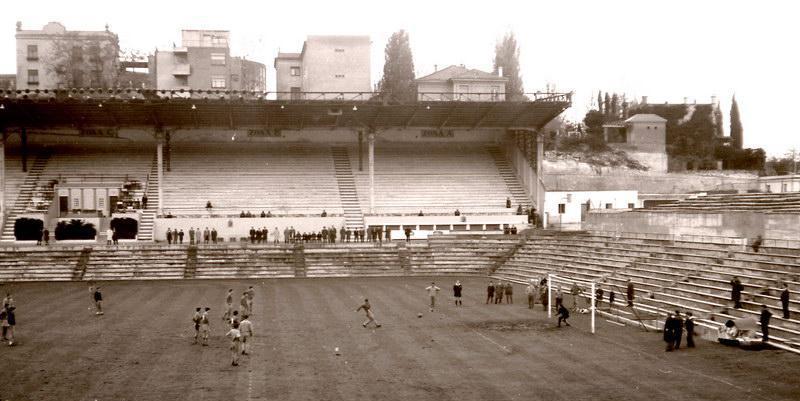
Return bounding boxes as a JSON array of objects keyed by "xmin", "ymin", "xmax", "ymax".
[
  {"xmin": 15, "ymin": 21, "xmax": 119, "ymax": 90},
  {"xmin": 415, "ymin": 65, "xmax": 507, "ymax": 101},
  {"xmin": 154, "ymin": 29, "xmax": 266, "ymax": 92},
  {"xmin": 274, "ymin": 36, "xmax": 371, "ymax": 100}
]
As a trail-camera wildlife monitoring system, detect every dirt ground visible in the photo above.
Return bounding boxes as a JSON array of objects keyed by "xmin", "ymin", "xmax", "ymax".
[{"xmin": 1, "ymin": 276, "xmax": 798, "ymax": 401}]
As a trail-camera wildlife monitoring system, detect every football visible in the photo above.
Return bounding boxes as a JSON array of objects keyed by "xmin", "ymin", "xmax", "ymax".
[{"xmin": 417, "ymin": 313, "xmax": 423, "ymax": 318}]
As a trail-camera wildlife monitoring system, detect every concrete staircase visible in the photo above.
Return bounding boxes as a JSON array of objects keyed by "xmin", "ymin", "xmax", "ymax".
[
  {"xmin": 487, "ymin": 146, "xmax": 530, "ymax": 209},
  {"xmin": 1, "ymin": 154, "xmax": 50, "ymax": 241},
  {"xmin": 331, "ymin": 147, "xmax": 365, "ymax": 229},
  {"xmin": 138, "ymin": 155, "xmax": 159, "ymax": 242}
]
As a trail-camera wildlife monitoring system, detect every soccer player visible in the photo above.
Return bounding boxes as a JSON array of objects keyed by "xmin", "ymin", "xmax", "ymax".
[
  {"xmin": 2, "ymin": 292, "xmax": 14, "ymax": 309},
  {"xmin": 223, "ymin": 289, "xmax": 233, "ymax": 322},
  {"xmin": 192, "ymin": 307, "xmax": 202, "ymax": 344},
  {"xmin": 486, "ymin": 281, "xmax": 495, "ymax": 304},
  {"xmin": 239, "ymin": 314, "xmax": 254, "ymax": 355},
  {"xmin": 356, "ymin": 299, "xmax": 381, "ymax": 328},
  {"xmin": 453, "ymin": 281, "xmax": 463, "ymax": 306},
  {"xmin": 494, "ymin": 281, "xmax": 503, "ymax": 304},
  {"xmin": 685, "ymin": 312, "xmax": 696, "ymax": 348},
  {"xmin": 94, "ymin": 287, "xmax": 104, "ymax": 315},
  {"xmin": 240, "ymin": 292, "xmax": 249, "ymax": 317},
  {"xmin": 526, "ymin": 280, "xmax": 536, "ymax": 309},
  {"xmin": 557, "ymin": 304, "xmax": 570, "ymax": 327},
  {"xmin": 245, "ymin": 286, "xmax": 255, "ymax": 315},
  {"xmin": 199, "ymin": 307, "xmax": 211, "ymax": 346},
  {"xmin": 425, "ymin": 283, "xmax": 441, "ymax": 312},
  {"xmin": 505, "ymin": 282, "xmax": 513, "ymax": 304},
  {"xmin": 229, "ymin": 310, "xmax": 240, "ymax": 328},
  {"xmin": 226, "ymin": 321, "xmax": 242, "ymax": 366}
]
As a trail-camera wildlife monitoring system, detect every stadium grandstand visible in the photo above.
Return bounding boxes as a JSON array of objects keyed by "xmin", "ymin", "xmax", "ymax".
[{"xmin": 1, "ymin": 87, "xmax": 800, "ymax": 359}]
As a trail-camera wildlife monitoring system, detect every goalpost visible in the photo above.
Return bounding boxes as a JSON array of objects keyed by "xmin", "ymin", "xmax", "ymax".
[{"xmin": 547, "ymin": 273, "xmax": 597, "ymax": 334}]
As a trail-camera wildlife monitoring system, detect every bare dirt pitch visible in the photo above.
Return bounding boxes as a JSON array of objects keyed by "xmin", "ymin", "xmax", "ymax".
[{"xmin": 1, "ymin": 276, "xmax": 798, "ymax": 401}]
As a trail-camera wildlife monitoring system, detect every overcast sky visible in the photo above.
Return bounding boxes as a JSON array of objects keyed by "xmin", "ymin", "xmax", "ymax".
[{"xmin": 2, "ymin": 0, "xmax": 797, "ymax": 156}]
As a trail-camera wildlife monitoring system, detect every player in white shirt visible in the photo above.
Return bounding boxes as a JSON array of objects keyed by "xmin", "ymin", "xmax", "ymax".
[
  {"xmin": 192, "ymin": 307, "xmax": 202, "ymax": 344},
  {"xmin": 245, "ymin": 286, "xmax": 255, "ymax": 315},
  {"xmin": 239, "ymin": 293, "xmax": 249, "ymax": 317},
  {"xmin": 199, "ymin": 307, "xmax": 211, "ymax": 346},
  {"xmin": 226, "ymin": 321, "xmax": 242, "ymax": 366},
  {"xmin": 223, "ymin": 289, "xmax": 233, "ymax": 322},
  {"xmin": 238, "ymin": 315, "xmax": 254, "ymax": 355},
  {"xmin": 425, "ymin": 282, "xmax": 441, "ymax": 312}
]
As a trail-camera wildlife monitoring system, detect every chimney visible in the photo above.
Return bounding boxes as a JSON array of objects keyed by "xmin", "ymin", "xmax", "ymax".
[
  {"xmin": 434, "ymin": 64, "xmax": 438, "ymax": 72},
  {"xmin": 641, "ymin": 95, "xmax": 648, "ymax": 105},
  {"xmin": 498, "ymin": 66, "xmax": 503, "ymax": 77}
]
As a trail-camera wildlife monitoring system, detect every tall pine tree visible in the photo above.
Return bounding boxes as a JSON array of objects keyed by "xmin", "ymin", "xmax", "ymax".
[
  {"xmin": 377, "ymin": 30, "xmax": 416, "ymax": 103},
  {"xmin": 611, "ymin": 93, "xmax": 619, "ymax": 119},
  {"xmin": 493, "ymin": 32, "xmax": 525, "ymax": 101},
  {"xmin": 730, "ymin": 95, "xmax": 743, "ymax": 150},
  {"xmin": 597, "ymin": 90, "xmax": 604, "ymax": 114},
  {"xmin": 604, "ymin": 93, "xmax": 611, "ymax": 117}
]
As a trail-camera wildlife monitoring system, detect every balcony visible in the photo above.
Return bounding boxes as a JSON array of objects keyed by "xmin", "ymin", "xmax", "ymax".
[{"xmin": 172, "ymin": 64, "xmax": 191, "ymax": 76}]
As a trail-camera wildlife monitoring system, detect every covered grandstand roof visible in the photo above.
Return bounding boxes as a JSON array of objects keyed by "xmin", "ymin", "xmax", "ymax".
[{"xmin": 0, "ymin": 90, "xmax": 570, "ymax": 132}]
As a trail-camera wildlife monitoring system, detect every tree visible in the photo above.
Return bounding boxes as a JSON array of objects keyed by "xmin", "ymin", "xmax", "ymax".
[
  {"xmin": 730, "ymin": 95, "xmax": 743, "ymax": 149},
  {"xmin": 44, "ymin": 32, "xmax": 119, "ymax": 88},
  {"xmin": 604, "ymin": 93, "xmax": 611, "ymax": 117},
  {"xmin": 597, "ymin": 91, "xmax": 604, "ymax": 114},
  {"xmin": 493, "ymin": 32, "xmax": 525, "ymax": 101},
  {"xmin": 611, "ymin": 93, "xmax": 619, "ymax": 119},
  {"xmin": 376, "ymin": 30, "xmax": 416, "ymax": 103}
]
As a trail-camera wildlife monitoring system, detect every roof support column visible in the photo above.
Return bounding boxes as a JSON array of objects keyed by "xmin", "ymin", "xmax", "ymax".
[
  {"xmin": 155, "ymin": 128, "xmax": 164, "ymax": 217},
  {"xmin": 20, "ymin": 127, "xmax": 27, "ymax": 173},
  {"xmin": 358, "ymin": 130, "xmax": 364, "ymax": 172},
  {"xmin": 368, "ymin": 129, "xmax": 375, "ymax": 214}
]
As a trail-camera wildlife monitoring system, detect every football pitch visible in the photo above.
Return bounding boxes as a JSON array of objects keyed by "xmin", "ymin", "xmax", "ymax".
[{"xmin": 1, "ymin": 276, "xmax": 798, "ymax": 401}]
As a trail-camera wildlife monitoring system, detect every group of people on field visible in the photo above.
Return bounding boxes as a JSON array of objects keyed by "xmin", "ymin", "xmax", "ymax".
[{"xmin": 191, "ymin": 287, "xmax": 257, "ymax": 366}]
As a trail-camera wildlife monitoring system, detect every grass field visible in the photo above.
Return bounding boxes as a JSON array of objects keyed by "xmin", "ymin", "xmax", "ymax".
[{"xmin": 1, "ymin": 276, "xmax": 798, "ymax": 401}]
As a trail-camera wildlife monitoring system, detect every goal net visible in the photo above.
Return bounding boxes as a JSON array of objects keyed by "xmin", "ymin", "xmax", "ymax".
[{"xmin": 547, "ymin": 274, "xmax": 598, "ymax": 334}]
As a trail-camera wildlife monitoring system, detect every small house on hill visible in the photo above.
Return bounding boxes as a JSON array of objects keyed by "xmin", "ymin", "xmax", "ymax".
[{"xmin": 415, "ymin": 65, "xmax": 507, "ymax": 101}]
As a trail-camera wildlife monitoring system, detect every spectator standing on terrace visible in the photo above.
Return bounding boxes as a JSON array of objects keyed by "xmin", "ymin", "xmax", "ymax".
[
  {"xmin": 189, "ymin": 227, "xmax": 196, "ymax": 245},
  {"xmin": 260, "ymin": 211, "xmax": 266, "ymax": 218},
  {"xmin": 321, "ymin": 210, "xmax": 327, "ymax": 217},
  {"xmin": 526, "ymin": 280, "xmax": 536, "ymax": 309},
  {"xmin": 781, "ymin": 283, "xmax": 791, "ymax": 319},
  {"xmin": 494, "ymin": 281, "xmax": 504, "ymax": 304},
  {"xmin": 516, "ymin": 205, "xmax": 523, "ymax": 215},
  {"xmin": 266, "ymin": 211, "xmax": 273, "ymax": 218},
  {"xmin": 205, "ymin": 201, "xmax": 213, "ymax": 212},
  {"xmin": 663, "ymin": 313, "xmax": 676, "ymax": 351},
  {"xmin": 760, "ymin": 305, "xmax": 772, "ymax": 342},
  {"xmin": 453, "ymin": 280, "xmax": 463, "ymax": 306},
  {"xmin": 454, "ymin": 209, "xmax": 460, "ymax": 216},
  {"xmin": 36, "ymin": 227, "xmax": 42, "ymax": 245},
  {"xmin": 330, "ymin": 227, "xmax": 336, "ymax": 244},
  {"xmin": 751, "ymin": 235, "xmax": 763, "ymax": 253},
  {"xmin": 486, "ymin": 281, "xmax": 495, "ymax": 304},
  {"xmin": 93, "ymin": 287, "xmax": 104, "ymax": 315},
  {"xmin": 404, "ymin": 227, "xmax": 412, "ymax": 242},
  {"xmin": 142, "ymin": 194, "xmax": 148, "ymax": 209},
  {"xmin": 626, "ymin": 279, "xmax": 635, "ymax": 307},
  {"xmin": 357, "ymin": 299, "xmax": 381, "ymax": 328},
  {"xmin": 506, "ymin": 197, "xmax": 512, "ymax": 208},
  {"xmin": 249, "ymin": 227, "xmax": 256, "ymax": 244},
  {"xmin": 203, "ymin": 227, "xmax": 210, "ymax": 244},
  {"xmin": 505, "ymin": 282, "xmax": 513, "ymax": 304},
  {"xmin": 418, "ymin": 210, "xmax": 424, "ymax": 216},
  {"xmin": 195, "ymin": 228, "xmax": 202, "ymax": 245},
  {"xmin": 426, "ymin": 282, "xmax": 441, "ymax": 312},
  {"xmin": 345, "ymin": 228, "xmax": 352, "ymax": 242},
  {"xmin": 263, "ymin": 227, "xmax": 270, "ymax": 243},
  {"xmin": 273, "ymin": 227, "xmax": 281, "ymax": 244},
  {"xmin": 43, "ymin": 228, "xmax": 50, "ymax": 245},
  {"xmin": 340, "ymin": 227, "xmax": 346, "ymax": 244},
  {"xmin": 730, "ymin": 276, "xmax": 744, "ymax": 309},
  {"xmin": 178, "ymin": 229, "xmax": 184, "ymax": 244},
  {"xmin": 685, "ymin": 312, "xmax": 696, "ymax": 348},
  {"xmin": 385, "ymin": 227, "xmax": 392, "ymax": 242},
  {"xmin": 106, "ymin": 228, "xmax": 113, "ymax": 245},
  {"xmin": 112, "ymin": 230, "xmax": 119, "ymax": 245},
  {"xmin": 283, "ymin": 227, "xmax": 290, "ymax": 244},
  {"xmin": 211, "ymin": 228, "xmax": 218, "ymax": 243},
  {"xmin": 166, "ymin": 228, "xmax": 173, "ymax": 245},
  {"xmin": 226, "ymin": 321, "xmax": 242, "ymax": 366},
  {"xmin": 322, "ymin": 227, "xmax": 329, "ymax": 244}
]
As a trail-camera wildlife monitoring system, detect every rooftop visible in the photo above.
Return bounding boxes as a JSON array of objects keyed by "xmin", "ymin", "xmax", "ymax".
[{"xmin": 416, "ymin": 65, "xmax": 507, "ymax": 82}]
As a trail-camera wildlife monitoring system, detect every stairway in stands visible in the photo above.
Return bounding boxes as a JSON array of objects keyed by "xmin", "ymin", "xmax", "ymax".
[
  {"xmin": 331, "ymin": 147, "xmax": 365, "ymax": 229},
  {"xmin": 137, "ymin": 155, "xmax": 159, "ymax": 242},
  {"xmin": 487, "ymin": 146, "xmax": 530, "ymax": 209},
  {"xmin": 1, "ymin": 154, "xmax": 50, "ymax": 241}
]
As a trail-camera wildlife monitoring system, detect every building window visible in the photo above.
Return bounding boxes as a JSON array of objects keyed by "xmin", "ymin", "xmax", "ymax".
[
  {"xmin": 782, "ymin": 183, "xmax": 788, "ymax": 192},
  {"xmin": 290, "ymin": 66, "xmax": 300, "ymax": 76},
  {"xmin": 27, "ymin": 45, "xmax": 38, "ymax": 61},
  {"xmin": 457, "ymin": 84, "xmax": 469, "ymax": 93},
  {"xmin": 558, "ymin": 204, "xmax": 566, "ymax": 214},
  {"xmin": 211, "ymin": 53, "xmax": 226, "ymax": 65},
  {"xmin": 628, "ymin": 203, "xmax": 635, "ymax": 209},
  {"xmin": 211, "ymin": 76, "xmax": 226, "ymax": 88},
  {"xmin": 73, "ymin": 197, "xmax": 80, "ymax": 209},
  {"xmin": 27, "ymin": 69, "xmax": 39, "ymax": 85},
  {"xmin": 605, "ymin": 203, "xmax": 612, "ymax": 209},
  {"xmin": 335, "ymin": 74, "xmax": 345, "ymax": 78},
  {"xmin": 334, "ymin": 48, "xmax": 345, "ymax": 53}
]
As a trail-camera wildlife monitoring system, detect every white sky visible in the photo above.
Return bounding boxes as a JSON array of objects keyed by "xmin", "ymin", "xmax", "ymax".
[{"xmin": 2, "ymin": 0, "xmax": 798, "ymax": 156}]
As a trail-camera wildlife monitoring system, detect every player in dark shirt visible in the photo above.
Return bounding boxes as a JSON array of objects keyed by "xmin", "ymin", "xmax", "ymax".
[
  {"xmin": 93, "ymin": 287, "xmax": 104, "ymax": 315},
  {"xmin": 453, "ymin": 281, "xmax": 463, "ymax": 306}
]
